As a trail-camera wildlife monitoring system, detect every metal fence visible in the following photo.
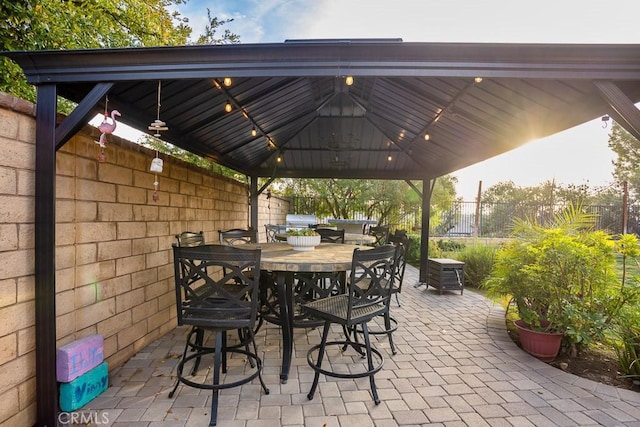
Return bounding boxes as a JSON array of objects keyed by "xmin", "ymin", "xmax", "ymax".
[
  {"xmin": 290, "ymin": 197, "xmax": 634, "ymax": 237},
  {"xmin": 437, "ymin": 201, "xmax": 630, "ymax": 237}
]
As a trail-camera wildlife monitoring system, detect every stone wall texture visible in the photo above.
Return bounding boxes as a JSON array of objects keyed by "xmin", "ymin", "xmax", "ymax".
[{"xmin": 0, "ymin": 92, "xmax": 289, "ymax": 426}]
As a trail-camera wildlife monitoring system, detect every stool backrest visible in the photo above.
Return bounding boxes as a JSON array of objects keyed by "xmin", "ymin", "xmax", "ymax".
[
  {"xmin": 316, "ymin": 228, "xmax": 345, "ymax": 243},
  {"xmin": 175, "ymin": 231, "xmax": 205, "ymax": 247},
  {"xmin": 387, "ymin": 233, "xmax": 411, "ymax": 292},
  {"xmin": 172, "ymin": 244, "xmax": 262, "ymax": 329},
  {"xmin": 218, "ymin": 228, "xmax": 258, "ymax": 245},
  {"xmin": 347, "ymin": 244, "xmax": 398, "ymax": 323}
]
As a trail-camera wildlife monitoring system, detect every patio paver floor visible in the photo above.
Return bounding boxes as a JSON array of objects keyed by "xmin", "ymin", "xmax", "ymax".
[{"xmin": 82, "ymin": 265, "xmax": 640, "ymax": 426}]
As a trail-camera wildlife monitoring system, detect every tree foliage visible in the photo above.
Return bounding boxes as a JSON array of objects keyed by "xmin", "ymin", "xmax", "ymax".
[
  {"xmin": 478, "ymin": 180, "xmax": 624, "ymax": 236},
  {"xmin": 138, "ymin": 134, "xmax": 243, "ymax": 181},
  {"xmin": 0, "ymin": 0, "xmax": 238, "ymax": 104},
  {"xmin": 278, "ymin": 175, "xmax": 458, "ymax": 230},
  {"xmin": 609, "ymin": 121, "xmax": 640, "ymax": 200}
]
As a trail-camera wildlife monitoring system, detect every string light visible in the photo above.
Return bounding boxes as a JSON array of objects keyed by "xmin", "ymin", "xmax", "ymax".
[
  {"xmin": 424, "ymin": 133, "xmax": 430, "ymax": 141},
  {"xmin": 223, "ymin": 77, "xmax": 232, "ymax": 87},
  {"xmin": 224, "ymin": 101, "xmax": 233, "ymax": 113},
  {"xmin": 345, "ymin": 75, "xmax": 354, "ymax": 86},
  {"xmin": 251, "ymin": 127, "xmax": 257, "ymax": 137}
]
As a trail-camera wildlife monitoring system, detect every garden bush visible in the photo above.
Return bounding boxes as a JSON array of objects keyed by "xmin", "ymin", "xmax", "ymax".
[
  {"xmin": 405, "ymin": 233, "xmax": 441, "ymax": 266},
  {"xmin": 455, "ymin": 244, "xmax": 497, "ymax": 288},
  {"xmin": 436, "ymin": 239, "xmax": 465, "ymax": 252},
  {"xmin": 615, "ymin": 318, "xmax": 640, "ymax": 384}
]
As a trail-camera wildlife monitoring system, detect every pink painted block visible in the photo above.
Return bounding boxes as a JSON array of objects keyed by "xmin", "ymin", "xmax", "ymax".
[{"xmin": 56, "ymin": 334, "xmax": 104, "ymax": 382}]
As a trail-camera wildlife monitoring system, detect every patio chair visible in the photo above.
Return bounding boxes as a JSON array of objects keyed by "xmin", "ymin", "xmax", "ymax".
[
  {"xmin": 302, "ymin": 244, "xmax": 398, "ymax": 405},
  {"xmin": 175, "ymin": 230, "xmax": 205, "ymax": 247},
  {"xmin": 218, "ymin": 228, "xmax": 258, "ymax": 245},
  {"xmin": 218, "ymin": 227, "xmax": 265, "ymax": 335},
  {"xmin": 169, "ymin": 244, "xmax": 269, "ymax": 426},
  {"xmin": 174, "ymin": 231, "xmax": 209, "ymax": 374},
  {"xmin": 316, "ymin": 228, "xmax": 345, "ymax": 243},
  {"xmin": 367, "ymin": 225, "xmax": 390, "ymax": 247},
  {"xmin": 264, "ymin": 224, "xmax": 285, "ymax": 242},
  {"xmin": 355, "ymin": 232, "xmax": 411, "ymax": 355},
  {"xmin": 388, "ymin": 232, "xmax": 411, "ymax": 307}
]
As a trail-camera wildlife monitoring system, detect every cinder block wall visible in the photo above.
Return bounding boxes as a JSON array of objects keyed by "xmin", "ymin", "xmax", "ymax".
[{"xmin": 0, "ymin": 93, "xmax": 288, "ymax": 426}]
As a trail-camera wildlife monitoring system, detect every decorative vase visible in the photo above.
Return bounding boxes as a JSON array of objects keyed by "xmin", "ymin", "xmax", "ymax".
[
  {"xmin": 287, "ymin": 235, "xmax": 321, "ymax": 251},
  {"xmin": 514, "ymin": 320, "xmax": 563, "ymax": 362}
]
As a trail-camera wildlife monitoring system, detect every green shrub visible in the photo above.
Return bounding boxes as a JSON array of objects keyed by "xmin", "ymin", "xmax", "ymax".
[
  {"xmin": 482, "ymin": 206, "xmax": 639, "ymax": 356},
  {"xmin": 456, "ymin": 244, "xmax": 497, "ymax": 288},
  {"xmin": 405, "ymin": 233, "xmax": 441, "ymax": 266},
  {"xmin": 614, "ymin": 315, "xmax": 640, "ymax": 382},
  {"xmin": 436, "ymin": 239, "xmax": 465, "ymax": 252}
]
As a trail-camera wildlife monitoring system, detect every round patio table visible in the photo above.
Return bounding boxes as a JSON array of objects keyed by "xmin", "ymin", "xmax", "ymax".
[{"xmin": 245, "ymin": 242, "xmax": 366, "ymax": 382}]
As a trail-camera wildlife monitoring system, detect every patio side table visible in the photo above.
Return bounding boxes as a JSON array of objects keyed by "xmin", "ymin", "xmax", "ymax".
[{"xmin": 427, "ymin": 258, "xmax": 464, "ymax": 295}]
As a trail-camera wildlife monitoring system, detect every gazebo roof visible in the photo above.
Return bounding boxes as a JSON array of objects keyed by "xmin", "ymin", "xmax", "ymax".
[{"xmin": 7, "ymin": 39, "xmax": 640, "ymax": 180}]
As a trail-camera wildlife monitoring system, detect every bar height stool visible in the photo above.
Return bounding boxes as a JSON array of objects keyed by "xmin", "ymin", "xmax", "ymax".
[
  {"xmin": 169, "ymin": 244, "xmax": 269, "ymax": 426},
  {"xmin": 302, "ymin": 244, "xmax": 398, "ymax": 405}
]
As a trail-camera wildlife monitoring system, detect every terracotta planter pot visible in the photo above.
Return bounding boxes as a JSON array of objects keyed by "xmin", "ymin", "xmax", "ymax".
[{"xmin": 514, "ymin": 319, "xmax": 563, "ymax": 362}]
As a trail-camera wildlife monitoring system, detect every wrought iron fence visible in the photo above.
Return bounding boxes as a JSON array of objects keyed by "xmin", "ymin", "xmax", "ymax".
[{"xmin": 290, "ymin": 196, "xmax": 635, "ymax": 237}]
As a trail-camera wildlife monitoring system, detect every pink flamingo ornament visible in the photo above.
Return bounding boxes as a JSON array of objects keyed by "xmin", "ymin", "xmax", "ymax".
[{"xmin": 96, "ymin": 109, "xmax": 121, "ymax": 147}]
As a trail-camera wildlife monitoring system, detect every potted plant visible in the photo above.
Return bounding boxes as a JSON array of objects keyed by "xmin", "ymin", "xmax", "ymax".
[
  {"xmin": 483, "ymin": 205, "xmax": 622, "ymax": 360},
  {"xmin": 286, "ymin": 229, "xmax": 321, "ymax": 251}
]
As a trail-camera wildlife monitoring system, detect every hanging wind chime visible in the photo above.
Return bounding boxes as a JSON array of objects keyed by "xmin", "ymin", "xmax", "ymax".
[
  {"xmin": 95, "ymin": 96, "xmax": 121, "ymax": 162},
  {"xmin": 148, "ymin": 81, "xmax": 167, "ymax": 202}
]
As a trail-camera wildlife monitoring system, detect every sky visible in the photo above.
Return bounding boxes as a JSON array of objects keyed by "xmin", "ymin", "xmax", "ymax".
[{"xmin": 162, "ymin": 0, "xmax": 640, "ymax": 199}]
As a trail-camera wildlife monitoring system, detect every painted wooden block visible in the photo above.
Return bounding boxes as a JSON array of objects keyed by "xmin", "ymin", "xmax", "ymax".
[
  {"xmin": 57, "ymin": 334, "xmax": 104, "ymax": 382},
  {"xmin": 59, "ymin": 361, "xmax": 108, "ymax": 412}
]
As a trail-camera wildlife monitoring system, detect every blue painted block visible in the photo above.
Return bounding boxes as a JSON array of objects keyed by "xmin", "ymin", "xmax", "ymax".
[
  {"xmin": 59, "ymin": 361, "xmax": 108, "ymax": 412},
  {"xmin": 57, "ymin": 334, "xmax": 104, "ymax": 382}
]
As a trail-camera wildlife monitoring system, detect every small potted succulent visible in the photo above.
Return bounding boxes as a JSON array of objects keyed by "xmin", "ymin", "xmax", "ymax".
[{"xmin": 286, "ymin": 229, "xmax": 321, "ymax": 251}]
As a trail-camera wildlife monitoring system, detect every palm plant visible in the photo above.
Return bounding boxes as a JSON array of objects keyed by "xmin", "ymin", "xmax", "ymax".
[{"xmin": 483, "ymin": 205, "xmax": 630, "ymax": 356}]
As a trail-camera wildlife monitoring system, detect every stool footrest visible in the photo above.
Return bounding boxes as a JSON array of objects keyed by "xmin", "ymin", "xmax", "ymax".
[{"xmin": 307, "ymin": 340, "xmax": 384, "ymax": 379}]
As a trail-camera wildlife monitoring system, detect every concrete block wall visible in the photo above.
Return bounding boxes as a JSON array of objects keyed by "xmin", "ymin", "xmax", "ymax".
[{"xmin": 0, "ymin": 93, "xmax": 288, "ymax": 426}]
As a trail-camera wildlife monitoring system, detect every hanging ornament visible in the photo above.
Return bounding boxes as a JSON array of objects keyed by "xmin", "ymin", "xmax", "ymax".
[
  {"xmin": 150, "ymin": 150, "xmax": 163, "ymax": 202},
  {"xmin": 152, "ymin": 177, "xmax": 160, "ymax": 202},
  {"xmin": 95, "ymin": 96, "xmax": 121, "ymax": 162},
  {"xmin": 148, "ymin": 81, "xmax": 168, "ymax": 137},
  {"xmin": 148, "ymin": 81, "xmax": 168, "ymax": 202}
]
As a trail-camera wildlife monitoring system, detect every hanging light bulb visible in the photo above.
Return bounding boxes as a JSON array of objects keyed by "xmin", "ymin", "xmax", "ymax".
[
  {"xmin": 276, "ymin": 154, "xmax": 283, "ymax": 163},
  {"xmin": 223, "ymin": 77, "xmax": 232, "ymax": 87},
  {"xmin": 224, "ymin": 101, "xmax": 233, "ymax": 113},
  {"xmin": 345, "ymin": 75, "xmax": 354, "ymax": 86},
  {"xmin": 424, "ymin": 133, "xmax": 430, "ymax": 141},
  {"xmin": 251, "ymin": 127, "xmax": 257, "ymax": 137},
  {"xmin": 387, "ymin": 153, "xmax": 393, "ymax": 162},
  {"xmin": 474, "ymin": 77, "xmax": 483, "ymax": 83}
]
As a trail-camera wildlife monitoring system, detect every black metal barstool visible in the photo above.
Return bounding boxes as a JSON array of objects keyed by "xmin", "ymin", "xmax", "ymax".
[
  {"xmin": 316, "ymin": 228, "xmax": 345, "ymax": 243},
  {"xmin": 169, "ymin": 244, "xmax": 269, "ymax": 426},
  {"xmin": 353, "ymin": 232, "xmax": 411, "ymax": 354},
  {"xmin": 302, "ymin": 244, "xmax": 398, "ymax": 405},
  {"xmin": 367, "ymin": 225, "xmax": 390, "ymax": 246}
]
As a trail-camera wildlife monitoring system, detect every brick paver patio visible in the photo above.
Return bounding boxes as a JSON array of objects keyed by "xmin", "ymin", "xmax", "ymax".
[{"xmin": 84, "ymin": 265, "xmax": 640, "ymax": 426}]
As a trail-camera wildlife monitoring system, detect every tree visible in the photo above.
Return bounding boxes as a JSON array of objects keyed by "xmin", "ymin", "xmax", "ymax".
[
  {"xmin": 278, "ymin": 175, "xmax": 458, "ymax": 231},
  {"xmin": 0, "ymin": 0, "xmax": 238, "ymax": 104},
  {"xmin": 609, "ymin": 122, "xmax": 640, "ymax": 200},
  {"xmin": 478, "ymin": 180, "xmax": 623, "ymax": 236}
]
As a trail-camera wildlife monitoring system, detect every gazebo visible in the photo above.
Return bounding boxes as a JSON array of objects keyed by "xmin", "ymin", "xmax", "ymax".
[{"xmin": 4, "ymin": 39, "xmax": 640, "ymax": 425}]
